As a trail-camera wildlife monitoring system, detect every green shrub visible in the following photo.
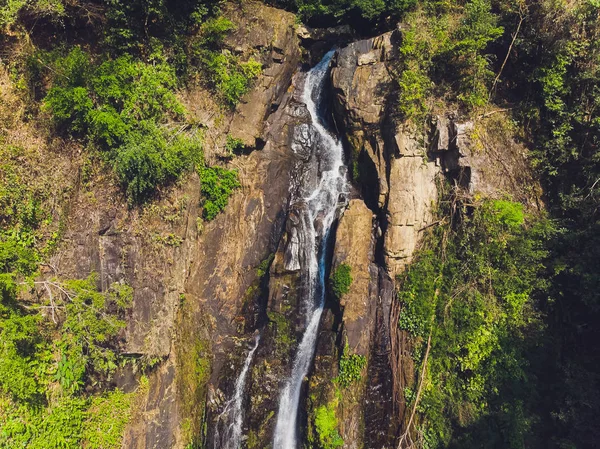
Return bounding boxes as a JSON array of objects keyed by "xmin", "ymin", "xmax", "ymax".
[
  {"xmin": 330, "ymin": 263, "xmax": 352, "ymax": 299},
  {"xmin": 199, "ymin": 166, "xmax": 240, "ymax": 220},
  {"xmin": 392, "ymin": 0, "xmax": 504, "ymax": 117},
  {"xmin": 1, "ymin": 0, "xmax": 65, "ymax": 28},
  {"xmin": 396, "ymin": 197, "xmax": 552, "ymax": 447},
  {"xmin": 294, "ymin": 0, "xmax": 416, "ymax": 26},
  {"xmin": 42, "ymin": 49, "xmax": 202, "ymax": 203},
  {"xmin": 201, "ymin": 51, "xmax": 262, "ymax": 106},
  {"xmin": 335, "ymin": 344, "xmax": 366, "ymax": 388},
  {"xmin": 225, "ymin": 134, "xmax": 245, "ymax": 156},
  {"xmin": 114, "ymin": 126, "xmax": 202, "ymax": 203},
  {"xmin": 55, "ymin": 275, "xmax": 133, "ymax": 392},
  {"xmin": 82, "ymin": 389, "xmax": 134, "ymax": 449}
]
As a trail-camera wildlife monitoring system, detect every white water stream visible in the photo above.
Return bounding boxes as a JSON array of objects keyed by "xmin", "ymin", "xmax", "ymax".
[
  {"xmin": 214, "ymin": 335, "xmax": 261, "ymax": 449},
  {"xmin": 273, "ymin": 50, "xmax": 349, "ymax": 449}
]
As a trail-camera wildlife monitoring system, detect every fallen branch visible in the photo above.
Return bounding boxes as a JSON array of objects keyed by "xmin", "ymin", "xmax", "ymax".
[
  {"xmin": 418, "ymin": 219, "xmax": 444, "ymax": 232},
  {"xmin": 477, "ymin": 108, "xmax": 513, "ymax": 120}
]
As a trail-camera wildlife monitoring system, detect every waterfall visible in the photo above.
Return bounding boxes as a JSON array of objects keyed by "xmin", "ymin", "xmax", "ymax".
[
  {"xmin": 273, "ymin": 50, "xmax": 349, "ymax": 449},
  {"xmin": 214, "ymin": 335, "xmax": 261, "ymax": 449}
]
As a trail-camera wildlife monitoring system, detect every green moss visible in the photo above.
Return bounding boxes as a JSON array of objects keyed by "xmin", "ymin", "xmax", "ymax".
[
  {"xmin": 246, "ymin": 430, "xmax": 259, "ymax": 449},
  {"xmin": 314, "ymin": 400, "xmax": 344, "ymax": 449},
  {"xmin": 257, "ymin": 253, "xmax": 275, "ymax": 278},
  {"xmin": 176, "ymin": 305, "xmax": 212, "ymax": 448},
  {"xmin": 267, "ymin": 311, "xmax": 295, "ymax": 353}
]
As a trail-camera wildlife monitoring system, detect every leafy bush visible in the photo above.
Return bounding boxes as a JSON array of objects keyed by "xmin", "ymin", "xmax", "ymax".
[
  {"xmin": 82, "ymin": 389, "xmax": 135, "ymax": 449},
  {"xmin": 396, "ymin": 198, "xmax": 552, "ymax": 447},
  {"xmin": 199, "ymin": 166, "xmax": 240, "ymax": 220},
  {"xmin": 335, "ymin": 344, "xmax": 366, "ymax": 388},
  {"xmin": 225, "ymin": 134, "xmax": 245, "ymax": 156},
  {"xmin": 102, "ymin": 0, "xmax": 222, "ymax": 54},
  {"xmin": 392, "ymin": 0, "xmax": 503, "ymax": 117},
  {"xmin": 201, "ymin": 51, "xmax": 262, "ymax": 106},
  {"xmin": 42, "ymin": 48, "xmax": 202, "ymax": 203},
  {"xmin": 54, "ymin": 275, "xmax": 133, "ymax": 392},
  {"xmin": 0, "ymin": 0, "xmax": 65, "ymax": 28},
  {"xmin": 330, "ymin": 263, "xmax": 352, "ymax": 299},
  {"xmin": 290, "ymin": 0, "xmax": 417, "ymax": 27}
]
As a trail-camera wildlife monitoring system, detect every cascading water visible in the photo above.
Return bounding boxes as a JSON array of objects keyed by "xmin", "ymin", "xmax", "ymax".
[
  {"xmin": 214, "ymin": 335, "xmax": 261, "ymax": 449},
  {"xmin": 273, "ymin": 50, "xmax": 349, "ymax": 449}
]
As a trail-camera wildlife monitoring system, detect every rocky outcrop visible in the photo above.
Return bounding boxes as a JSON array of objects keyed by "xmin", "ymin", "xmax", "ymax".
[
  {"xmin": 331, "ymin": 31, "xmax": 438, "ymax": 277},
  {"xmin": 430, "ymin": 113, "xmax": 542, "ymax": 207},
  {"xmin": 331, "ymin": 199, "xmax": 375, "ymax": 449},
  {"xmin": 332, "ymin": 199, "xmax": 375, "ymax": 355},
  {"xmin": 225, "ymin": 1, "xmax": 301, "ymax": 147},
  {"xmin": 384, "ymin": 133, "xmax": 438, "ymax": 275}
]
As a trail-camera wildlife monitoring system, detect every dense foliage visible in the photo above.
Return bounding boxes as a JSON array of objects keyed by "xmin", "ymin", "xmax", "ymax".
[
  {"xmin": 40, "ymin": 47, "xmax": 202, "ymax": 203},
  {"xmin": 397, "ymin": 198, "xmax": 552, "ymax": 448},
  {"xmin": 392, "ymin": 0, "xmax": 504, "ymax": 119},
  {"xmin": 0, "ymin": 166, "xmax": 138, "ymax": 447},
  {"xmin": 391, "ymin": 2, "xmax": 600, "ymax": 444}
]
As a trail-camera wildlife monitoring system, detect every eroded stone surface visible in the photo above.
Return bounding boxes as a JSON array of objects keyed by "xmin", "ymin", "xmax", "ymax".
[{"xmin": 224, "ymin": 1, "xmax": 301, "ymax": 147}]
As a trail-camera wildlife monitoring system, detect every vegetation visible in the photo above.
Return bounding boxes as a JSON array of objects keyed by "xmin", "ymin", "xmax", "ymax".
[
  {"xmin": 314, "ymin": 400, "xmax": 344, "ymax": 449},
  {"xmin": 397, "ymin": 197, "xmax": 553, "ymax": 448},
  {"xmin": 1, "ymin": 64, "xmax": 142, "ymax": 448},
  {"xmin": 267, "ymin": 311, "xmax": 295, "ymax": 353},
  {"xmin": 40, "ymin": 48, "xmax": 202, "ymax": 203},
  {"xmin": 199, "ymin": 166, "xmax": 241, "ymax": 220},
  {"xmin": 330, "ymin": 263, "xmax": 352, "ymax": 299},
  {"xmin": 225, "ymin": 134, "xmax": 245, "ymax": 157},
  {"xmin": 391, "ymin": 0, "xmax": 504, "ymax": 119},
  {"xmin": 0, "ymin": 273, "xmax": 138, "ymax": 447},
  {"xmin": 390, "ymin": 4, "xmax": 600, "ymax": 443},
  {"xmin": 335, "ymin": 343, "xmax": 366, "ymax": 388},
  {"xmin": 1, "ymin": 0, "xmax": 600, "ymax": 447},
  {"xmin": 271, "ymin": 0, "xmax": 416, "ymax": 28}
]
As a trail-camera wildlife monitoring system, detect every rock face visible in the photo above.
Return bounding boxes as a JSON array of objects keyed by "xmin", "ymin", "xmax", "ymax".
[
  {"xmin": 225, "ymin": 2, "xmax": 301, "ymax": 147},
  {"xmin": 384, "ymin": 145, "xmax": 438, "ymax": 275},
  {"xmin": 330, "ymin": 199, "xmax": 375, "ymax": 449},
  {"xmin": 331, "ymin": 31, "xmax": 438, "ymax": 277},
  {"xmin": 332, "ymin": 199, "xmax": 375, "ymax": 355},
  {"xmin": 51, "ymin": 4, "xmax": 301, "ymax": 447}
]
